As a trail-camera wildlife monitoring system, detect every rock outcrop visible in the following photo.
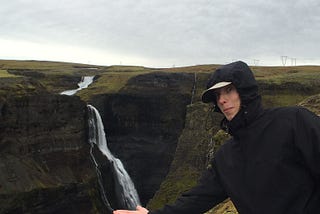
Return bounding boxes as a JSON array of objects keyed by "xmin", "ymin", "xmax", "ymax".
[
  {"xmin": 0, "ymin": 93, "xmax": 99, "ymax": 213},
  {"xmin": 299, "ymin": 94, "xmax": 320, "ymax": 115}
]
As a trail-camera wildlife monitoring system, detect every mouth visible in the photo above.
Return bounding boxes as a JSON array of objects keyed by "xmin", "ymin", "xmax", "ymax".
[{"xmin": 223, "ymin": 107, "xmax": 233, "ymax": 113}]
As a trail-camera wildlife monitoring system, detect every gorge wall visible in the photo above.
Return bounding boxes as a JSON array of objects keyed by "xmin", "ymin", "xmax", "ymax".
[
  {"xmin": 89, "ymin": 72, "xmax": 195, "ymax": 205},
  {"xmin": 0, "ymin": 81, "xmax": 100, "ymax": 213}
]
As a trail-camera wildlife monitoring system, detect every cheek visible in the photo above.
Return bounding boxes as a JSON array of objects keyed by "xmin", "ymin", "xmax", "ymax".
[
  {"xmin": 232, "ymin": 95, "xmax": 241, "ymax": 110},
  {"xmin": 235, "ymin": 101, "xmax": 241, "ymax": 113},
  {"xmin": 236, "ymin": 98, "xmax": 241, "ymax": 108}
]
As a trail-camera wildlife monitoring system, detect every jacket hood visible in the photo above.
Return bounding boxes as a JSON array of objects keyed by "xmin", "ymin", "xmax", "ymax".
[{"xmin": 202, "ymin": 61, "xmax": 259, "ymax": 112}]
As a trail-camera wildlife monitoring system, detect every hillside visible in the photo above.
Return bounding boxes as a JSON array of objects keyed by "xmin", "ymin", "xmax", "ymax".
[{"xmin": 0, "ymin": 59, "xmax": 319, "ymax": 213}]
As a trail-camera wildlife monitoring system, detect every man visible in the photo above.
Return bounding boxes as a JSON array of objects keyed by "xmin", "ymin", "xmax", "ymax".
[{"xmin": 114, "ymin": 61, "xmax": 320, "ymax": 214}]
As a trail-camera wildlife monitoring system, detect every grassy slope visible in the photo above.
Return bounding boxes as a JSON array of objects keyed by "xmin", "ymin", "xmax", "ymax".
[
  {"xmin": 0, "ymin": 69, "xmax": 21, "ymax": 78},
  {"xmin": 1, "ymin": 60, "xmax": 319, "ymax": 105},
  {"xmin": 77, "ymin": 66, "xmax": 156, "ymax": 101},
  {"xmin": 252, "ymin": 65, "xmax": 320, "ymax": 107}
]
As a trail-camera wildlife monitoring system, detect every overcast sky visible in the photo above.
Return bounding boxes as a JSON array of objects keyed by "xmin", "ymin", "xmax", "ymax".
[{"xmin": 1, "ymin": 0, "xmax": 320, "ymax": 67}]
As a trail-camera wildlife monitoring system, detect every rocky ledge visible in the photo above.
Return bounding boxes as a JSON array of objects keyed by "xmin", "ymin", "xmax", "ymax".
[{"xmin": 0, "ymin": 93, "xmax": 100, "ymax": 213}]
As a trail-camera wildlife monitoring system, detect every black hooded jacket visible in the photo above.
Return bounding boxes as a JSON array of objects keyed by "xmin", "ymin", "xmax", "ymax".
[{"xmin": 149, "ymin": 61, "xmax": 320, "ymax": 214}]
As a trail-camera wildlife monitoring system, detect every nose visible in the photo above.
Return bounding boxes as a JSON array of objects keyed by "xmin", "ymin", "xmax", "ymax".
[{"xmin": 217, "ymin": 94, "xmax": 227, "ymax": 105}]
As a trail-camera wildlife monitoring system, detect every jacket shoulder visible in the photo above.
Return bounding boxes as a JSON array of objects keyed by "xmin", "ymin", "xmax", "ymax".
[
  {"xmin": 264, "ymin": 106, "xmax": 319, "ymax": 128},
  {"xmin": 265, "ymin": 106, "xmax": 314, "ymax": 117}
]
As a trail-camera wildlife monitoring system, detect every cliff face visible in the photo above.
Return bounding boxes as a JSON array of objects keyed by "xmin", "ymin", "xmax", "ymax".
[
  {"xmin": 0, "ymin": 93, "xmax": 99, "ymax": 213},
  {"xmin": 89, "ymin": 72, "xmax": 195, "ymax": 205},
  {"xmin": 147, "ymin": 102, "xmax": 224, "ymax": 209},
  {"xmin": 1, "ymin": 61, "xmax": 320, "ymax": 214}
]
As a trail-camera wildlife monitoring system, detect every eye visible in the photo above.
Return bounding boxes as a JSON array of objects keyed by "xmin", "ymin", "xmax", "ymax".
[
  {"xmin": 226, "ymin": 86, "xmax": 233, "ymax": 93},
  {"xmin": 214, "ymin": 91, "xmax": 221, "ymax": 100}
]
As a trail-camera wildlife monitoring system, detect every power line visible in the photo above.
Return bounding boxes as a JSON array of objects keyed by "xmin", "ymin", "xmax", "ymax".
[{"xmin": 281, "ymin": 56, "xmax": 288, "ymax": 66}]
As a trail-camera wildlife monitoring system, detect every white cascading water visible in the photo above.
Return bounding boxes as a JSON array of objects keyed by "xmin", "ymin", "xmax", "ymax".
[
  {"xmin": 60, "ymin": 76, "xmax": 95, "ymax": 96},
  {"xmin": 87, "ymin": 104, "xmax": 141, "ymax": 210}
]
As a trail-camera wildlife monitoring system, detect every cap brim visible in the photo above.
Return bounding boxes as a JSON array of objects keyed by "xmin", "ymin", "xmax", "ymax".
[{"xmin": 201, "ymin": 82, "xmax": 232, "ymax": 103}]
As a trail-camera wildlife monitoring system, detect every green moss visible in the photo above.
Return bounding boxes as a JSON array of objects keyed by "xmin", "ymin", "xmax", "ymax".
[
  {"xmin": 256, "ymin": 67, "xmax": 320, "ymax": 92},
  {"xmin": 1, "ymin": 59, "xmax": 94, "ymax": 71},
  {"xmin": 147, "ymin": 167, "xmax": 200, "ymax": 210},
  {"xmin": 299, "ymin": 94, "xmax": 320, "ymax": 115},
  {"xmin": 213, "ymin": 130, "xmax": 230, "ymax": 145},
  {"xmin": 205, "ymin": 199, "xmax": 238, "ymax": 214},
  {"xmin": 0, "ymin": 69, "xmax": 21, "ymax": 78},
  {"xmin": 77, "ymin": 71, "xmax": 151, "ymax": 101},
  {"xmin": 262, "ymin": 94, "xmax": 308, "ymax": 108},
  {"xmin": 106, "ymin": 65, "xmax": 154, "ymax": 72}
]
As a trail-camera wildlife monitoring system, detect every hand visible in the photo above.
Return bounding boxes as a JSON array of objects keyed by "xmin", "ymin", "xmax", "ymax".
[{"xmin": 113, "ymin": 205, "xmax": 149, "ymax": 214}]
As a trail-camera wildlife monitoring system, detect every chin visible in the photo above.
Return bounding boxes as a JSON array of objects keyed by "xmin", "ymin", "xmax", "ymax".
[{"xmin": 226, "ymin": 114, "xmax": 236, "ymax": 121}]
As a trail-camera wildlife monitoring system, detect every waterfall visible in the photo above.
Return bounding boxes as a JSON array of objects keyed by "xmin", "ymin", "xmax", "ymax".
[
  {"xmin": 87, "ymin": 105, "xmax": 141, "ymax": 210},
  {"xmin": 60, "ymin": 76, "xmax": 95, "ymax": 95},
  {"xmin": 190, "ymin": 72, "xmax": 197, "ymax": 104}
]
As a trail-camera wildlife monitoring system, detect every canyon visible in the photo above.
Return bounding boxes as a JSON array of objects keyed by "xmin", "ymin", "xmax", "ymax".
[{"xmin": 0, "ymin": 60, "xmax": 319, "ymax": 213}]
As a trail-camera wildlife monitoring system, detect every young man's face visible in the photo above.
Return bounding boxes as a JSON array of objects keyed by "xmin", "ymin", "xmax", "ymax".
[{"xmin": 214, "ymin": 84, "xmax": 241, "ymax": 121}]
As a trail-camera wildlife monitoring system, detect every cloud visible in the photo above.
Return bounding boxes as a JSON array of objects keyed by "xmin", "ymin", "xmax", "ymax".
[{"xmin": 1, "ymin": 0, "xmax": 320, "ymax": 67}]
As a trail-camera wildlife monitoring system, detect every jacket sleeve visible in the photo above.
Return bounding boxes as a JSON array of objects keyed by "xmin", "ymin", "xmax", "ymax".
[
  {"xmin": 294, "ymin": 107, "xmax": 320, "ymax": 176},
  {"xmin": 149, "ymin": 161, "xmax": 228, "ymax": 214}
]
